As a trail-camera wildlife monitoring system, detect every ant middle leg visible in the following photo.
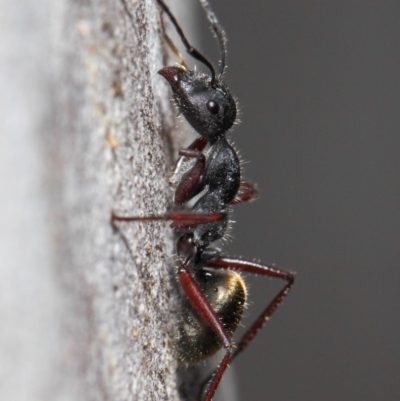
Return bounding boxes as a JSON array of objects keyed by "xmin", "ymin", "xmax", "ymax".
[{"xmin": 111, "ymin": 210, "xmax": 226, "ymax": 230}]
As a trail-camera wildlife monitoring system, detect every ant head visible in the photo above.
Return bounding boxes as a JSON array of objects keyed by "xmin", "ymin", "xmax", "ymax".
[{"xmin": 159, "ymin": 66, "xmax": 236, "ymax": 140}]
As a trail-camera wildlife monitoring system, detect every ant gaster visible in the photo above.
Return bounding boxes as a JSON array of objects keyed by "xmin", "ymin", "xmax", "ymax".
[{"xmin": 113, "ymin": 1, "xmax": 295, "ymax": 400}]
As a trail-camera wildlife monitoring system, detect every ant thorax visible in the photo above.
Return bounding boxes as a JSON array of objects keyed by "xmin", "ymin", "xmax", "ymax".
[{"xmin": 170, "ymin": 136, "xmax": 240, "ymax": 249}]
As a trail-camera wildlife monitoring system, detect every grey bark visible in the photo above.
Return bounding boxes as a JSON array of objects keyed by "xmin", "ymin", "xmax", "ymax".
[{"xmin": 0, "ymin": 0, "xmax": 181, "ymax": 400}]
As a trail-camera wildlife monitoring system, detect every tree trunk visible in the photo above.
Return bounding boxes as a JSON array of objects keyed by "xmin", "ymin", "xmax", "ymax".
[
  {"xmin": 1, "ymin": 0, "xmax": 181, "ymax": 399},
  {"xmin": 0, "ymin": 0, "xmax": 238, "ymax": 399}
]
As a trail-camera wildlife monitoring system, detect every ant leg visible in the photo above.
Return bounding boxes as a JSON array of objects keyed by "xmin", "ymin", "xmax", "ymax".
[
  {"xmin": 111, "ymin": 210, "xmax": 226, "ymax": 229},
  {"xmin": 179, "ymin": 267, "xmax": 234, "ymax": 401},
  {"xmin": 185, "ymin": 136, "xmax": 208, "ymax": 152},
  {"xmin": 175, "ymin": 149, "xmax": 206, "ymax": 205},
  {"xmin": 230, "ymin": 180, "xmax": 259, "ymax": 205},
  {"xmin": 205, "ymin": 257, "xmax": 295, "ymax": 360},
  {"xmin": 176, "ymin": 239, "xmax": 233, "ymax": 401},
  {"xmin": 173, "ymin": 136, "xmax": 208, "ymax": 177},
  {"xmin": 199, "ymin": 258, "xmax": 294, "ymax": 396}
]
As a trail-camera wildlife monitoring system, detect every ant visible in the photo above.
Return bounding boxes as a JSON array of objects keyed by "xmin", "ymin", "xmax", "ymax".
[{"xmin": 113, "ymin": 0, "xmax": 295, "ymax": 400}]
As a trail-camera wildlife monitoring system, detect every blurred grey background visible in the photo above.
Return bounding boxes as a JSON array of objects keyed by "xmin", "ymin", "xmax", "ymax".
[{"xmin": 183, "ymin": 0, "xmax": 400, "ymax": 400}]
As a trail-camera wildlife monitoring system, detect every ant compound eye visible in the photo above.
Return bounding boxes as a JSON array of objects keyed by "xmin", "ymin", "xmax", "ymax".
[{"xmin": 206, "ymin": 100, "xmax": 220, "ymax": 115}]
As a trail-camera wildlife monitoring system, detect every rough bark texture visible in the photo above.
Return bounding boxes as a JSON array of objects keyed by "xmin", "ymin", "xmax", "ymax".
[
  {"xmin": 1, "ymin": 0, "xmax": 180, "ymax": 400},
  {"xmin": 51, "ymin": 1, "xmax": 180, "ymax": 399}
]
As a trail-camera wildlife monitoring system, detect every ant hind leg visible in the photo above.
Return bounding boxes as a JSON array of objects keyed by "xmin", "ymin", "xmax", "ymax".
[
  {"xmin": 206, "ymin": 256, "xmax": 295, "ymax": 359},
  {"xmin": 198, "ymin": 256, "xmax": 295, "ymax": 394}
]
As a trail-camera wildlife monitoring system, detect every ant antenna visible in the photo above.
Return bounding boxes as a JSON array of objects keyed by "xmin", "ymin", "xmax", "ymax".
[
  {"xmin": 159, "ymin": 11, "xmax": 188, "ymax": 69},
  {"xmin": 156, "ymin": 0, "xmax": 217, "ymax": 85},
  {"xmin": 198, "ymin": 0, "xmax": 227, "ymax": 78}
]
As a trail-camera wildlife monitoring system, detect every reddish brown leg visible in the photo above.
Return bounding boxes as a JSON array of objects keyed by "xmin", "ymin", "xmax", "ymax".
[
  {"xmin": 175, "ymin": 149, "xmax": 206, "ymax": 205},
  {"xmin": 173, "ymin": 136, "xmax": 208, "ymax": 177},
  {"xmin": 111, "ymin": 210, "xmax": 226, "ymax": 230},
  {"xmin": 230, "ymin": 180, "xmax": 259, "ymax": 205},
  {"xmin": 169, "ymin": 211, "xmax": 226, "ymax": 230},
  {"xmin": 205, "ymin": 257, "xmax": 295, "ymax": 359},
  {"xmin": 184, "ymin": 136, "xmax": 208, "ymax": 152},
  {"xmin": 199, "ymin": 257, "xmax": 294, "ymax": 398},
  {"xmin": 179, "ymin": 267, "xmax": 234, "ymax": 401}
]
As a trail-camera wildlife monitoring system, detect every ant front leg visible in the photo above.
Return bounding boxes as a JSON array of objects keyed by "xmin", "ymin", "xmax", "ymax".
[
  {"xmin": 205, "ymin": 257, "xmax": 295, "ymax": 359},
  {"xmin": 173, "ymin": 136, "xmax": 208, "ymax": 177},
  {"xmin": 174, "ymin": 147, "xmax": 208, "ymax": 205}
]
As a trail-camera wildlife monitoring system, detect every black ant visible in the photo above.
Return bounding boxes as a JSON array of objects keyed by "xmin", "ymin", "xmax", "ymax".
[{"xmin": 113, "ymin": 0, "xmax": 295, "ymax": 400}]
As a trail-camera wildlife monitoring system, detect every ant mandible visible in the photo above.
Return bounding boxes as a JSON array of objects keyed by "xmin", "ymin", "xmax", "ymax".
[{"xmin": 113, "ymin": 0, "xmax": 295, "ymax": 400}]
